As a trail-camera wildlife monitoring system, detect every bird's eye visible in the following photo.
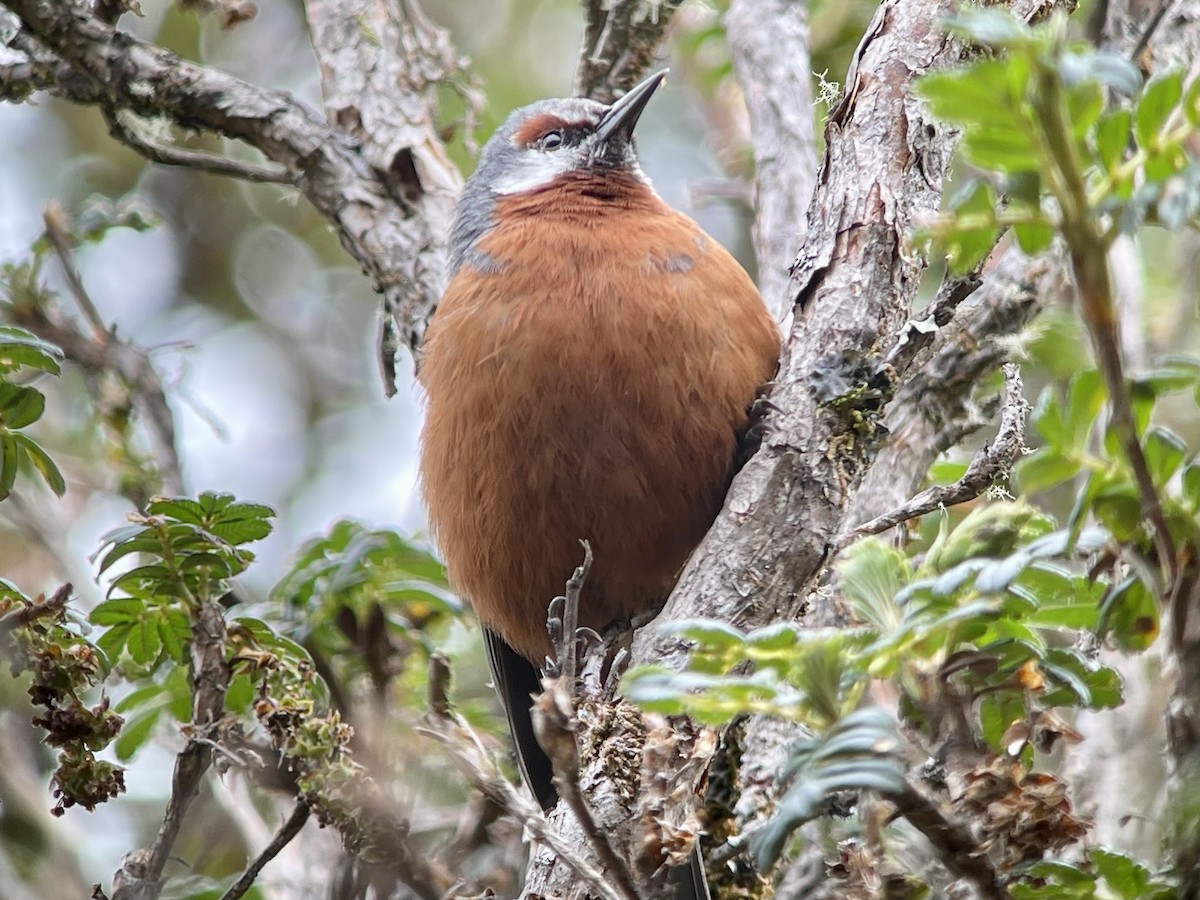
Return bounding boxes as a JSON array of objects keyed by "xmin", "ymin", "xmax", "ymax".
[{"xmin": 538, "ymin": 130, "xmax": 564, "ymax": 151}]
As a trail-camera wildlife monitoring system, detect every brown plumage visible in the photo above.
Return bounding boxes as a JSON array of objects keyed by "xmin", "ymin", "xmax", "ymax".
[
  {"xmin": 418, "ymin": 74, "xmax": 779, "ymax": 887},
  {"xmin": 421, "ymin": 172, "xmax": 778, "ymax": 661}
]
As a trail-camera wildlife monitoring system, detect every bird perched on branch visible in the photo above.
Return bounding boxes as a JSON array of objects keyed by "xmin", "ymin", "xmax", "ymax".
[{"xmin": 419, "ymin": 69, "xmax": 779, "ymax": 890}]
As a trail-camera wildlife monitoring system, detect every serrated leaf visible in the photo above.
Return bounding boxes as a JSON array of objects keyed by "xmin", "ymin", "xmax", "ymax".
[
  {"xmin": 97, "ymin": 536, "xmax": 162, "ymax": 575},
  {"xmin": 159, "ymin": 607, "xmax": 190, "ymax": 662},
  {"xmin": 147, "ymin": 497, "xmax": 208, "ymax": 524},
  {"xmin": 95, "ymin": 622, "xmax": 133, "ymax": 664},
  {"xmin": 127, "ymin": 616, "xmax": 164, "ymax": 665},
  {"xmin": 109, "ymin": 564, "xmax": 173, "ymax": 596}
]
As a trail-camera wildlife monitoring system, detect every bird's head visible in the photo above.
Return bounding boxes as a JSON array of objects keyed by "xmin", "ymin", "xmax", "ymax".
[{"xmin": 448, "ymin": 70, "xmax": 667, "ymax": 275}]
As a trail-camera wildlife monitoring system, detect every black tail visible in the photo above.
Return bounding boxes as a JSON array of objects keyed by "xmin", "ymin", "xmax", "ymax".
[{"xmin": 483, "ymin": 628, "xmax": 710, "ymax": 900}]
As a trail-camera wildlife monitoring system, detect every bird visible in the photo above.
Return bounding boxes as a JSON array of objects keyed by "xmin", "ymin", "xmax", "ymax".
[{"xmin": 418, "ymin": 69, "xmax": 780, "ymax": 890}]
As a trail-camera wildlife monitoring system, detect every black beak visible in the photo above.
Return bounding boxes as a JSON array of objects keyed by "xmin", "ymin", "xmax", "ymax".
[{"xmin": 594, "ymin": 69, "xmax": 668, "ymax": 146}]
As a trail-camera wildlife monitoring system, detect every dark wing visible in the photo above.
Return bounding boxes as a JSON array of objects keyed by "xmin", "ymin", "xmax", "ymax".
[{"xmin": 484, "ymin": 628, "xmax": 556, "ymax": 811}]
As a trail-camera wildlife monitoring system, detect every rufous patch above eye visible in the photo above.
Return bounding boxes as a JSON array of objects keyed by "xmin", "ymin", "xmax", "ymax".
[{"xmin": 514, "ymin": 114, "xmax": 573, "ymax": 147}]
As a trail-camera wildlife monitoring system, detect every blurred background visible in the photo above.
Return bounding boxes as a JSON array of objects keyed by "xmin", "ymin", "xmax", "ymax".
[{"xmin": 1, "ymin": 0, "xmax": 1197, "ymax": 897}]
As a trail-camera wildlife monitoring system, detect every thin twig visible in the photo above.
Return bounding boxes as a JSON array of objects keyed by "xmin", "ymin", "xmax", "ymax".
[
  {"xmin": 14, "ymin": 210, "xmax": 185, "ymax": 494},
  {"xmin": 106, "ymin": 112, "xmax": 293, "ymax": 184},
  {"xmin": 891, "ymin": 783, "xmax": 1005, "ymax": 900},
  {"xmin": 558, "ymin": 541, "xmax": 592, "ymax": 685},
  {"xmin": 833, "ymin": 363, "xmax": 1028, "ymax": 554},
  {"xmin": 0, "ymin": 583, "xmax": 73, "ymax": 643},
  {"xmin": 1130, "ymin": 0, "xmax": 1175, "ymax": 60},
  {"xmin": 42, "ymin": 204, "xmax": 109, "ymax": 341},
  {"xmin": 418, "ymin": 707, "xmax": 629, "ymax": 900},
  {"xmin": 217, "ymin": 802, "xmax": 311, "ymax": 900},
  {"xmin": 112, "ymin": 597, "xmax": 230, "ymax": 900}
]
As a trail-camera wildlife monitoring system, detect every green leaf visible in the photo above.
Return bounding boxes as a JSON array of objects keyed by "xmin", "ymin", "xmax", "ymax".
[
  {"xmin": 943, "ymin": 179, "xmax": 1002, "ymax": 273},
  {"xmin": 962, "ymin": 128, "xmax": 1040, "ymax": 174},
  {"xmin": 1098, "ymin": 577, "xmax": 1159, "ymax": 652},
  {"xmin": 114, "ymin": 704, "xmax": 166, "ymax": 762},
  {"xmin": 1091, "ymin": 848, "xmax": 1152, "ymax": 900},
  {"xmin": 91, "ymin": 597, "xmax": 147, "ymax": 625},
  {"xmin": 97, "ymin": 535, "xmax": 162, "ymax": 575},
  {"xmin": 917, "ymin": 60, "xmax": 1023, "ymax": 129},
  {"xmin": 1013, "ymin": 220, "xmax": 1054, "ymax": 255},
  {"xmin": 0, "ymin": 383, "xmax": 45, "ymax": 428},
  {"xmin": 941, "ymin": 9, "xmax": 1034, "ymax": 47},
  {"xmin": 159, "ymin": 607, "xmax": 190, "ymax": 662},
  {"xmin": 146, "ymin": 497, "xmax": 208, "ymax": 524},
  {"xmin": 1143, "ymin": 426, "xmax": 1187, "ymax": 487},
  {"xmin": 115, "ymin": 683, "xmax": 167, "ymax": 713},
  {"xmin": 1092, "ymin": 484, "xmax": 1143, "ymax": 544},
  {"xmin": 1062, "ymin": 51, "xmax": 1141, "ymax": 97},
  {"xmin": 1136, "ymin": 71, "xmax": 1184, "ymax": 150},
  {"xmin": 1015, "ymin": 448, "xmax": 1081, "ymax": 494},
  {"xmin": 1186, "ymin": 75, "xmax": 1200, "ymax": 128},
  {"xmin": 0, "ymin": 326, "xmax": 63, "ymax": 375},
  {"xmin": 1067, "ymin": 82, "xmax": 1104, "ymax": 142},
  {"xmin": 837, "ymin": 539, "xmax": 909, "ymax": 632},
  {"xmin": 95, "ymin": 622, "xmax": 133, "ymax": 665},
  {"xmin": 756, "ymin": 708, "xmax": 906, "ymax": 868},
  {"xmin": 0, "ymin": 328, "xmax": 63, "ymax": 376},
  {"xmin": 225, "ymin": 673, "xmax": 255, "ymax": 713},
  {"xmin": 1095, "ymin": 108, "xmax": 1132, "ymax": 172},
  {"xmin": 127, "ymin": 616, "xmax": 164, "ymax": 665},
  {"xmin": 1184, "ymin": 462, "xmax": 1200, "ymax": 511},
  {"xmin": 12, "ymin": 432, "xmax": 66, "ymax": 496},
  {"xmin": 0, "ymin": 433, "xmax": 19, "ymax": 500},
  {"xmin": 1064, "ymin": 370, "xmax": 1105, "ymax": 451}
]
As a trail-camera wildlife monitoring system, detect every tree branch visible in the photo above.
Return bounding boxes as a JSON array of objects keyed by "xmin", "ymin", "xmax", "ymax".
[
  {"xmin": 725, "ymin": 0, "xmax": 818, "ymax": 315},
  {"xmin": 575, "ymin": 0, "xmax": 682, "ymax": 102},
  {"xmin": 3, "ymin": 0, "xmax": 460, "ymax": 389},
  {"xmin": 846, "ymin": 247, "xmax": 1066, "ymax": 528},
  {"xmin": 104, "ymin": 110, "xmax": 292, "ymax": 184},
  {"xmin": 303, "ymin": 0, "xmax": 466, "ymax": 391},
  {"xmin": 112, "ymin": 596, "xmax": 230, "ymax": 900},
  {"xmin": 217, "ymin": 802, "xmax": 311, "ymax": 900},
  {"xmin": 420, "ymin": 700, "xmax": 631, "ymax": 900},
  {"xmin": 834, "ymin": 363, "xmax": 1029, "ymax": 554}
]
